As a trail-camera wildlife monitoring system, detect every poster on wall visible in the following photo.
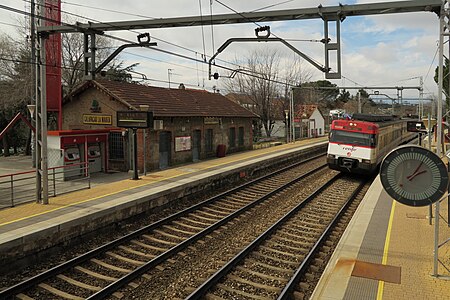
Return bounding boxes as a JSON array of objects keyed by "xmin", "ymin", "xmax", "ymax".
[{"xmin": 175, "ymin": 136, "xmax": 191, "ymax": 152}]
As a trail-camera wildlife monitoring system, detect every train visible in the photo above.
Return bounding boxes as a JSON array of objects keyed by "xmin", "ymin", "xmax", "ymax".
[{"xmin": 327, "ymin": 114, "xmax": 417, "ymax": 174}]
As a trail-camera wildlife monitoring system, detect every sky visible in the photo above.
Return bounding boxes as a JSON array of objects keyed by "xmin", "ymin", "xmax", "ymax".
[{"xmin": 0, "ymin": 0, "xmax": 442, "ymax": 102}]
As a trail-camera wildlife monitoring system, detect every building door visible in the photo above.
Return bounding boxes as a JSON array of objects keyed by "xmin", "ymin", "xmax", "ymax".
[
  {"xmin": 192, "ymin": 130, "xmax": 201, "ymax": 162},
  {"xmin": 159, "ymin": 131, "xmax": 171, "ymax": 169}
]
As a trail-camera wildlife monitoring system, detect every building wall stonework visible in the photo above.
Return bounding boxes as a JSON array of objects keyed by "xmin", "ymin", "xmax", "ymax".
[
  {"xmin": 63, "ymin": 88, "xmax": 127, "ymax": 130},
  {"xmin": 138, "ymin": 117, "xmax": 253, "ymax": 172},
  {"xmin": 63, "ymin": 87, "xmax": 254, "ymax": 173}
]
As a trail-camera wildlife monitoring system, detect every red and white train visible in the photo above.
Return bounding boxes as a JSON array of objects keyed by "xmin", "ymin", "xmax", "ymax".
[{"xmin": 327, "ymin": 114, "xmax": 416, "ymax": 174}]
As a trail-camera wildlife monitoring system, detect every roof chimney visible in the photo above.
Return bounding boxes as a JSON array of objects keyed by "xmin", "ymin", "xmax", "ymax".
[{"xmin": 178, "ymin": 83, "xmax": 185, "ymax": 90}]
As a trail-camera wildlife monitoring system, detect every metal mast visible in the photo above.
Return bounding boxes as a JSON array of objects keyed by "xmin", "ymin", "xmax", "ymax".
[{"xmin": 35, "ymin": 0, "xmax": 48, "ymax": 204}]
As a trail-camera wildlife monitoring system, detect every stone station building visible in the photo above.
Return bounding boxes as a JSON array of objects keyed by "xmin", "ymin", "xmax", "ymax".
[{"xmin": 62, "ymin": 80, "xmax": 256, "ymax": 173}]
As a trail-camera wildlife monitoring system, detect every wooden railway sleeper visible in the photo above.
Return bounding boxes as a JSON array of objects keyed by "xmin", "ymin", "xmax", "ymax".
[
  {"xmin": 202, "ymin": 206, "xmax": 231, "ymax": 215},
  {"xmin": 90, "ymin": 258, "xmax": 132, "ymax": 273},
  {"xmin": 163, "ymin": 224, "xmax": 198, "ymax": 236},
  {"xmin": 38, "ymin": 283, "xmax": 83, "ymax": 300},
  {"xmin": 252, "ymin": 252, "xmax": 298, "ymax": 267},
  {"xmin": 142, "ymin": 234, "xmax": 178, "ymax": 246},
  {"xmin": 208, "ymin": 202, "xmax": 238, "ymax": 211},
  {"xmin": 225, "ymin": 274, "xmax": 282, "ymax": 292},
  {"xmin": 180, "ymin": 216, "xmax": 211, "ymax": 227},
  {"xmin": 235, "ymin": 266, "xmax": 289, "ymax": 283},
  {"xmin": 259, "ymin": 245, "xmax": 302, "ymax": 260},
  {"xmin": 189, "ymin": 212, "xmax": 221, "ymax": 222},
  {"xmin": 74, "ymin": 266, "xmax": 118, "ymax": 282},
  {"xmin": 272, "ymin": 231, "xmax": 315, "ymax": 245},
  {"xmin": 265, "ymin": 240, "xmax": 308, "ymax": 253},
  {"xmin": 106, "ymin": 251, "xmax": 146, "ymax": 266},
  {"xmin": 130, "ymin": 239, "xmax": 168, "ymax": 252},
  {"xmin": 171, "ymin": 220, "xmax": 204, "ymax": 231},
  {"xmin": 118, "ymin": 245, "xmax": 156, "ymax": 259},
  {"xmin": 245, "ymin": 258, "xmax": 293, "ymax": 274},
  {"xmin": 56, "ymin": 274, "xmax": 101, "ymax": 292},
  {"xmin": 152, "ymin": 229, "xmax": 186, "ymax": 241}
]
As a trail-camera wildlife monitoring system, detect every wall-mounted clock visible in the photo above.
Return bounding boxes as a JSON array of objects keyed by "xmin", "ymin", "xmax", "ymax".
[{"xmin": 380, "ymin": 145, "xmax": 448, "ymax": 207}]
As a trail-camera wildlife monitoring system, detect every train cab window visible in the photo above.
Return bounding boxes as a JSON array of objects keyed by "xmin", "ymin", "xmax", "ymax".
[{"xmin": 329, "ymin": 130, "xmax": 377, "ymax": 147}]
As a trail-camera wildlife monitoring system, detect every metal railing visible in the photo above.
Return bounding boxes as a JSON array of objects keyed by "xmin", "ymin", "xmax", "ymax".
[{"xmin": 0, "ymin": 162, "xmax": 90, "ymax": 209}]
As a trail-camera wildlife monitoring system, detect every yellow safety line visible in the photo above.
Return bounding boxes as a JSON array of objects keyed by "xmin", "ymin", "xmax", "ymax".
[
  {"xmin": 0, "ymin": 173, "xmax": 180, "ymax": 227},
  {"xmin": 0, "ymin": 139, "xmax": 326, "ymax": 228},
  {"xmin": 376, "ymin": 200, "xmax": 396, "ymax": 300}
]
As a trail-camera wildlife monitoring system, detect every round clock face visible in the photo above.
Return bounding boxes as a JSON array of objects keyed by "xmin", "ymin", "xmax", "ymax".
[{"xmin": 380, "ymin": 145, "xmax": 449, "ymax": 207}]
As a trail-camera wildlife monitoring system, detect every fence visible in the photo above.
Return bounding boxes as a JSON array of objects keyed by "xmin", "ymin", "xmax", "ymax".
[{"xmin": 0, "ymin": 162, "xmax": 90, "ymax": 209}]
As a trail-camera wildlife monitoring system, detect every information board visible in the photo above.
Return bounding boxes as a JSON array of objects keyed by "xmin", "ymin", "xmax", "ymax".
[
  {"xmin": 175, "ymin": 136, "xmax": 191, "ymax": 152},
  {"xmin": 117, "ymin": 111, "xmax": 153, "ymax": 128}
]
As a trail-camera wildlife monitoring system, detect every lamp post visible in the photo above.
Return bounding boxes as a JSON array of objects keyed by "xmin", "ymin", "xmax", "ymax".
[
  {"xmin": 27, "ymin": 104, "xmax": 36, "ymax": 168},
  {"xmin": 284, "ymin": 109, "xmax": 289, "ymax": 143}
]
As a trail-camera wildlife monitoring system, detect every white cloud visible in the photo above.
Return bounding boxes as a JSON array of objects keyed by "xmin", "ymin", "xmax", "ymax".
[{"xmin": 0, "ymin": 0, "xmax": 442, "ymax": 98}]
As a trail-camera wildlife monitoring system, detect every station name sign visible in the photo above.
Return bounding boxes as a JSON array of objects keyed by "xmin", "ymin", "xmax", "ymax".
[
  {"xmin": 83, "ymin": 114, "xmax": 112, "ymax": 125},
  {"xmin": 117, "ymin": 111, "xmax": 153, "ymax": 128}
]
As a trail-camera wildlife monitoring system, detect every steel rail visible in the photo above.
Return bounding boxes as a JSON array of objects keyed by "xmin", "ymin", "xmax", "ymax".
[
  {"xmin": 0, "ymin": 153, "xmax": 325, "ymax": 299},
  {"xmin": 277, "ymin": 178, "xmax": 368, "ymax": 299},
  {"xmin": 185, "ymin": 172, "xmax": 344, "ymax": 299},
  {"xmin": 86, "ymin": 163, "xmax": 327, "ymax": 299}
]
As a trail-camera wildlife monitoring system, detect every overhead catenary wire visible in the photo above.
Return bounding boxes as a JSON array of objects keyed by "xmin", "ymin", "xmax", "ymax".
[
  {"xmin": 209, "ymin": 0, "xmax": 215, "ymax": 57},
  {"xmin": 14, "ymin": 1, "xmax": 237, "ymax": 75},
  {"xmin": 198, "ymin": 0, "xmax": 207, "ymax": 59},
  {"xmin": 22, "ymin": 0, "xmax": 324, "ymax": 81},
  {"xmin": 250, "ymin": 0, "xmax": 297, "ymax": 12},
  {"xmin": 21, "ymin": 0, "xmax": 219, "ymax": 62},
  {"xmin": 22, "ymin": 0, "xmax": 248, "ymax": 72},
  {"xmin": 60, "ymin": 0, "xmax": 157, "ymax": 20},
  {"xmin": 213, "ymin": 0, "xmax": 324, "ymax": 68},
  {"xmin": 0, "ymin": 20, "xmax": 24, "ymax": 28},
  {"xmin": 1, "ymin": 2, "xmax": 337, "ymax": 91}
]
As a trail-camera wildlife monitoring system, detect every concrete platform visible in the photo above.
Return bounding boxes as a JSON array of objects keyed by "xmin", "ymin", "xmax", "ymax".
[
  {"xmin": 0, "ymin": 138, "xmax": 327, "ymax": 273},
  {"xmin": 312, "ymin": 175, "xmax": 450, "ymax": 300}
]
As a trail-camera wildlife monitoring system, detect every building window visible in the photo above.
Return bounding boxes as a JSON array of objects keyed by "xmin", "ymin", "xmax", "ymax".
[
  {"xmin": 205, "ymin": 129, "xmax": 213, "ymax": 152},
  {"xmin": 109, "ymin": 132, "xmax": 124, "ymax": 159},
  {"xmin": 238, "ymin": 127, "xmax": 244, "ymax": 147},
  {"xmin": 229, "ymin": 127, "xmax": 236, "ymax": 148}
]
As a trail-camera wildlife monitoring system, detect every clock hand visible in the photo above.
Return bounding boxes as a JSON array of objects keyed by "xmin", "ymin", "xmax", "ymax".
[
  {"xmin": 406, "ymin": 161, "xmax": 424, "ymax": 180},
  {"xmin": 408, "ymin": 170, "xmax": 428, "ymax": 181}
]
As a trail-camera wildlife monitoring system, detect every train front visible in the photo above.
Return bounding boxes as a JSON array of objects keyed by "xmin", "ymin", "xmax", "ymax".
[{"xmin": 327, "ymin": 119, "xmax": 378, "ymax": 174}]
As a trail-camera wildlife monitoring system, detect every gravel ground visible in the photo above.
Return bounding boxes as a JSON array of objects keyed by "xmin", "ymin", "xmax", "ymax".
[
  {"xmin": 117, "ymin": 168, "xmax": 337, "ymax": 299},
  {"xmin": 0, "ymin": 181, "xmax": 236, "ymax": 291},
  {"xmin": 0, "ymin": 154, "xmax": 327, "ymax": 298}
]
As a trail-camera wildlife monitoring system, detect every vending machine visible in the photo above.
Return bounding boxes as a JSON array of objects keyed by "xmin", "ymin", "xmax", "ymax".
[
  {"xmin": 63, "ymin": 145, "xmax": 81, "ymax": 179},
  {"xmin": 87, "ymin": 143, "xmax": 102, "ymax": 173}
]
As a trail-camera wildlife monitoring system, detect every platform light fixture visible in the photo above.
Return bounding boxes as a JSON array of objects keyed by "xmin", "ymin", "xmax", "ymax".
[
  {"xmin": 27, "ymin": 104, "xmax": 36, "ymax": 117},
  {"xmin": 27, "ymin": 104, "xmax": 37, "ymax": 169},
  {"xmin": 284, "ymin": 109, "xmax": 289, "ymax": 143}
]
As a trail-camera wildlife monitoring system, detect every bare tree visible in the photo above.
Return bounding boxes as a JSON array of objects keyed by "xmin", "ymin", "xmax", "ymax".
[
  {"xmin": 0, "ymin": 33, "xmax": 33, "ymax": 155},
  {"xmin": 61, "ymin": 31, "xmax": 116, "ymax": 95},
  {"xmin": 224, "ymin": 49, "xmax": 312, "ymax": 138}
]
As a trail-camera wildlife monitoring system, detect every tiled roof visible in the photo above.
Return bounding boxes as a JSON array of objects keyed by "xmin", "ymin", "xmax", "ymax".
[
  {"xmin": 295, "ymin": 104, "xmax": 321, "ymax": 119},
  {"xmin": 68, "ymin": 80, "xmax": 257, "ymax": 118}
]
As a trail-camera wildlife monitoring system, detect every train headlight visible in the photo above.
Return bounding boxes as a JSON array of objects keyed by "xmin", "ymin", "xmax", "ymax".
[
  {"xmin": 362, "ymin": 159, "xmax": 371, "ymax": 164},
  {"xmin": 328, "ymin": 154, "xmax": 335, "ymax": 159}
]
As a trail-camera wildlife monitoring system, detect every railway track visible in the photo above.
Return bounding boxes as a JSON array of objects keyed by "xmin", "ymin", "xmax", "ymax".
[
  {"xmin": 0, "ymin": 155, "xmax": 326, "ymax": 300},
  {"xmin": 186, "ymin": 174, "xmax": 368, "ymax": 300}
]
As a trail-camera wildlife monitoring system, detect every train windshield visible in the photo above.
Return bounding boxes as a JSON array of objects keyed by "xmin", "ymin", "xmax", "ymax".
[{"xmin": 329, "ymin": 130, "xmax": 376, "ymax": 147}]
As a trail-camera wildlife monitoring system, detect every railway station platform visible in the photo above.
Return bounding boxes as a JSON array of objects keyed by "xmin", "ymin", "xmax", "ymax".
[
  {"xmin": 0, "ymin": 138, "xmax": 327, "ymax": 273},
  {"xmin": 312, "ymin": 175, "xmax": 450, "ymax": 300}
]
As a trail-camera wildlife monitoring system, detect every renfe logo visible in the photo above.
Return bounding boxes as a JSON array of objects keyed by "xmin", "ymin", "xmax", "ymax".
[{"xmin": 342, "ymin": 146, "xmax": 357, "ymax": 152}]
